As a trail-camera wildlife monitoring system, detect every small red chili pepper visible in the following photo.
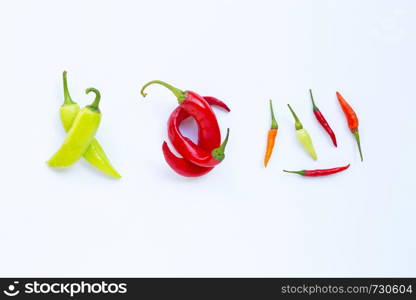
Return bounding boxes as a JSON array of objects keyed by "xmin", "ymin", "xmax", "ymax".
[
  {"xmin": 336, "ymin": 91, "xmax": 363, "ymax": 161},
  {"xmin": 309, "ymin": 89, "xmax": 337, "ymax": 147},
  {"xmin": 141, "ymin": 80, "xmax": 222, "ymax": 149},
  {"xmin": 283, "ymin": 164, "xmax": 350, "ymax": 177}
]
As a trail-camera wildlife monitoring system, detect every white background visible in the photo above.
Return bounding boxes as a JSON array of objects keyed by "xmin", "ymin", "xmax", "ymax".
[{"xmin": 0, "ymin": 0, "xmax": 415, "ymax": 277}]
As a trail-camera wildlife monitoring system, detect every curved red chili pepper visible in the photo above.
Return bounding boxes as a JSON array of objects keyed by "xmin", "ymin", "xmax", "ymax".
[
  {"xmin": 141, "ymin": 80, "xmax": 230, "ymax": 176},
  {"xmin": 162, "ymin": 142, "xmax": 213, "ymax": 177},
  {"xmin": 309, "ymin": 89, "xmax": 337, "ymax": 147},
  {"xmin": 174, "ymin": 95, "xmax": 231, "ymax": 133},
  {"xmin": 141, "ymin": 80, "xmax": 222, "ymax": 150},
  {"xmin": 283, "ymin": 164, "xmax": 350, "ymax": 177},
  {"xmin": 203, "ymin": 96, "xmax": 231, "ymax": 112},
  {"xmin": 168, "ymin": 106, "xmax": 230, "ymax": 167},
  {"xmin": 164, "ymin": 99, "xmax": 230, "ymax": 175}
]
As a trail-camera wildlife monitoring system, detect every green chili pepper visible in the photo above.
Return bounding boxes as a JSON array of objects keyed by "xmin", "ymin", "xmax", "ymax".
[
  {"xmin": 48, "ymin": 86, "xmax": 103, "ymax": 168},
  {"xmin": 287, "ymin": 104, "xmax": 317, "ymax": 160},
  {"xmin": 57, "ymin": 72, "xmax": 121, "ymax": 177}
]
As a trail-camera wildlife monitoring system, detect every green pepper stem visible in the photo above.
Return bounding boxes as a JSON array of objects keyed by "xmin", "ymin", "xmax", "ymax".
[
  {"xmin": 269, "ymin": 99, "xmax": 278, "ymax": 129},
  {"xmin": 140, "ymin": 80, "xmax": 186, "ymax": 104},
  {"xmin": 85, "ymin": 87, "xmax": 101, "ymax": 112},
  {"xmin": 211, "ymin": 128, "xmax": 230, "ymax": 161},
  {"xmin": 352, "ymin": 130, "xmax": 364, "ymax": 161},
  {"xmin": 287, "ymin": 104, "xmax": 303, "ymax": 130},
  {"xmin": 309, "ymin": 89, "xmax": 318, "ymax": 111},
  {"xmin": 283, "ymin": 169, "xmax": 305, "ymax": 176},
  {"xmin": 219, "ymin": 128, "xmax": 230, "ymax": 152},
  {"xmin": 62, "ymin": 71, "xmax": 75, "ymax": 105}
]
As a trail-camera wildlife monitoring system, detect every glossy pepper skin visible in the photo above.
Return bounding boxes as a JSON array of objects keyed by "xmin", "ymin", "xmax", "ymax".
[
  {"xmin": 141, "ymin": 80, "xmax": 222, "ymax": 149},
  {"xmin": 201, "ymin": 96, "xmax": 230, "ymax": 113},
  {"xmin": 162, "ymin": 100, "xmax": 229, "ymax": 177},
  {"xmin": 283, "ymin": 164, "xmax": 350, "ymax": 176},
  {"xmin": 309, "ymin": 89, "xmax": 337, "ymax": 147},
  {"xmin": 48, "ymin": 88, "xmax": 102, "ymax": 168},
  {"xmin": 263, "ymin": 99, "xmax": 278, "ymax": 167},
  {"xmin": 287, "ymin": 104, "xmax": 317, "ymax": 160},
  {"xmin": 168, "ymin": 107, "xmax": 230, "ymax": 167},
  {"xmin": 59, "ymin": 72, "xmax": 121, "ymax": 178},
  {"xmin": 141, "ymin": 80, "xmax": 230, "ymax": 176},
  {"xmin": 162, "ymin": 142, "xmax": 213, "ymax": 177},
  {"xmin": 336, "ymin": 91, "xmax": 363, "ymax": 161}
]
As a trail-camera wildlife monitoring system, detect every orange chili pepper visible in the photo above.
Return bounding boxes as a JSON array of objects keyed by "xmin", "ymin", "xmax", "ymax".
[
  {"xmin": 336, "ymin": 91, "xmax": 363, "ymax": 161},
  {"xmin": 264, "ymin": 100, "xmax": 278, "ymax": 167}
]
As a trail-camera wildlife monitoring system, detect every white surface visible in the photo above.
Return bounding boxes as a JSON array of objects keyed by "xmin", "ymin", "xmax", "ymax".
[{"xmin": 0, "ymin": 0, "xmax": 414, "ymax": 277}]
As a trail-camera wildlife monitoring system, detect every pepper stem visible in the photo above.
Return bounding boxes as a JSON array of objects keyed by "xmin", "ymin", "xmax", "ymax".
[
  {"xmin": 211, "ymin": 128, "xmax": 230, "ymax": 161},
  {"xmin": 352, "ymin": 130, "xmax": 363, "ymax": 161},
  {"xmin": 85, "ymin": 87, "xmax": 101, "ymax": 112},
  {"xmin": 62, "ymin": 71, "xmax": 75, "ymax": 105},
  {"xmin": 287, "ymin": 104, "xmax": 303, "ymax": 130},
  {"xmin": 283, "ymin": 169, "xmax": 305, "ymax": 176},
  {"xmin": 269, "ymin": 100, "xmax": 278, "ymax": 129},
  {"xmin": 309, "ymin": 89, "xmax": 318, "ymax": 111},
  {"xmin": 140, "ymin": 80, "xmax": 186, "ymax": 104}
]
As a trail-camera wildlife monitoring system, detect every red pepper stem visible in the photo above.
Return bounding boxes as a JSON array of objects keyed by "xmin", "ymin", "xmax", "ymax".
[
  {"xmin": 269, "ymin": 99, "xmax": 278, "ymax": 129},
  {"xmin": 309, "ymin": 89, "xmax": 319, "ymax": 111},
  {"xmin": 62, "ymin": 71, "xmax": 75, "ymax": 105},
  {"xmin": 85, "ymin": 87, "xmax": 101, "ymax": 112},
  {"xmin": 287, "ymin": 104, "xmax": 303, "ymax": 130},
  {"xmin": 211, "ymin": 128, "xmax": 230, "ymax": 161},
  {"xmin": 140, "ymin": 80, "xmax": 186, "ymax": 104},
  {"xmin": 283, "ymin": 169, "xmax": 305, "ymax": 176},
  {"xmin": 352, "ymin": 130, "xmax": 364, "ymax": 161}
]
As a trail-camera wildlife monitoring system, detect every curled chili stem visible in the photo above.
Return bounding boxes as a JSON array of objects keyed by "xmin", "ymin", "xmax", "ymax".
[
  {"xmin": 62, "ymin": 71, "xmax": 75, "ymax": 105},
  {"xmin": 85, "ymin": 87, "xmax": 101, "ymax": 112},
  {"xmin": 212, "ymin": 128, "xmax": 230, "ymax": 161},
  {"xmin": 309, "ymin": 89, "xmax": 318, "ymax": 111},
  {"xmin": 287, "ymin": 104, "xmax": 303, "ymax": 130},
  {"xmin": 141, "ymin": 80, "xmax": 186, "ymax": 104},
  {"xmin": 270, "ymin": 100, "xmax": 278, "ymax": 129},
  {"xmin": 353, "ymin": 130, "xmax": 364, "ymax": 161}
]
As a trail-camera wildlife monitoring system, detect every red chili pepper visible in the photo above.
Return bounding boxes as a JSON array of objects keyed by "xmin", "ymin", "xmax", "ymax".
[
  {"xmin": 162, "ymin": 142, "xmax": 213, "ymax": 177},
  {"xmin": 141, "ymin": 80, "xmax": 222, "ymax": 150},
  {"xmin": 309, "ymin": 89, "xmax": 337, "ymax": 147},
  {"xmin": 283, "ymin": 164, "xmax": 350, "ymax": 176},
  {"xmin": 141, "ymin": 80, "xmax": 229, "ymax": 176},
  {"xmin": 168, "ymin": 108, "xmax": 230, "ymax": 167},
  {"xmin": 173, "ymin": 96, "xmax": 230, "ymax": 137},
  {"xmin": 162, "ymin": 100, "xmax": 230, "ymax": 177},
  {"xmin": 202, "ymin": 96, "xmax": 231, "ymax": 112},
  {"xmin": 336, "ymin": 91, "xmax": 363, "ymax": 161}
]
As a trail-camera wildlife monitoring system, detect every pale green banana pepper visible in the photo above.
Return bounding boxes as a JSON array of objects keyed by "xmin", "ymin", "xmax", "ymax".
[
  {"xmin": 48, "ymin": 87, "xmax": 102, "ymax": 168},
  {"xmin": 48, "ymin": 72, "xmax": 121, "ymax": 178},
  {"xmin": 287, "ymin": 104, "xmax": 317, "ymax": 160}
]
